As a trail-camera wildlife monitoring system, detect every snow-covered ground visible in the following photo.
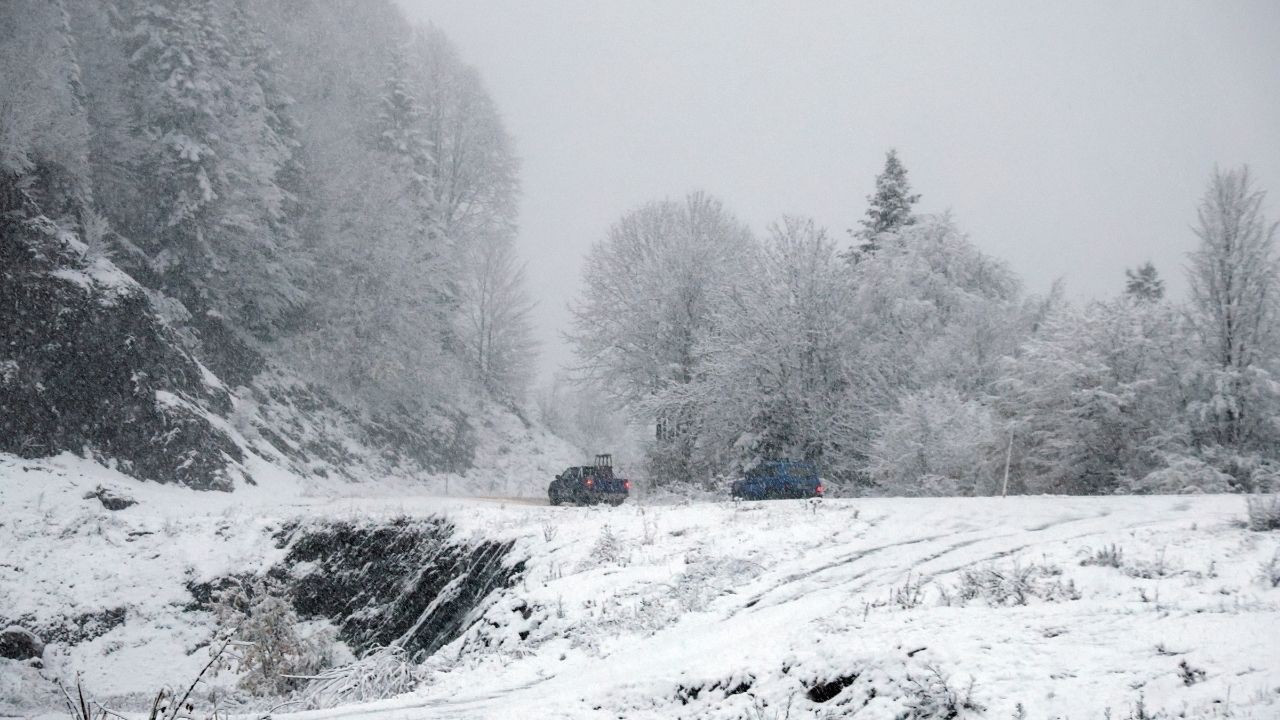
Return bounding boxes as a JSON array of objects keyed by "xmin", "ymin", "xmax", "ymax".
[{"xmin": 3, "ymin": 454, "xmax": 1279, "ymax": 719}]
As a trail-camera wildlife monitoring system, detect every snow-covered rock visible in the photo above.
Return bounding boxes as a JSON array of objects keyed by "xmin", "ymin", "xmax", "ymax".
[{"xmin": 0, "ymin": 627, "xmax": 43, "ymax": 661}]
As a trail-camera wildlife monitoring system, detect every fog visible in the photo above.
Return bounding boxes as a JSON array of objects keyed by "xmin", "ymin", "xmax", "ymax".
[{"xmin": 397, "ymin": 0, "xmax": 1280, "ymax": 380}]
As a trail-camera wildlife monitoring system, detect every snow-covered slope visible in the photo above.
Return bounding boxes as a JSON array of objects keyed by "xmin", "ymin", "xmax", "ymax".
[
  {"xmin": 2, "ymin": 455, "xmax": 1278, "ymax": 719},
  {"xmin": 309, "ymin": 495, "xmax": 1280, "ymax": 719}
]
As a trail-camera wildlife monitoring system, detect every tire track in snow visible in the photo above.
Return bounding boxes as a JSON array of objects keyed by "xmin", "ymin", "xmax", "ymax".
[
  {"xmin": 741, "ymin": 509, "xmax": 1126, "ymax": 610},
  {"xmin": 738, "ymin": 532, "xmax": 954, "ymax": 611}
]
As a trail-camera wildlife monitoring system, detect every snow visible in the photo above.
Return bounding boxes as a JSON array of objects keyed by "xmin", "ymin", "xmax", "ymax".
[
  {"xmin": 2, "ymin": 454, "xmax": 1279, "ymax": 719},
  {"xmin": 48, "ymin": 252, "xmax": 140, "ymax": 304}
]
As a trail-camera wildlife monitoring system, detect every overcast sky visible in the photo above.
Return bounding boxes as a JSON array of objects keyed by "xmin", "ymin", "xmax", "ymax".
[{"xmin": 396, "ymin": 0, "xmax": 1280, "ymax": 382}]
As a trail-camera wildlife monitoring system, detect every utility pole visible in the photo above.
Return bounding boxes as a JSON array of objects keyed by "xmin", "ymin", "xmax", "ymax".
[{"xmin": 1002, "ymin": 433, "xmax": 1014, "ymax": 498}]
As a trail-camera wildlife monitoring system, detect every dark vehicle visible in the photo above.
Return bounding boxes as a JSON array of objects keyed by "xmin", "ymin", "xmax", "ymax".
[
  {"xmin": 549, "ymin": 454, "xmax": 631, "ymax": 506},
  {"xmin": 730, "ymin": 459, "xmax": 825, "ymax": 500}
]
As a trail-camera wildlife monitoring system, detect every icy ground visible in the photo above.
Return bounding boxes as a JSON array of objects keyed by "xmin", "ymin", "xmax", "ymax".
[{"xmin": 2, "ymin": 455, "xmax": 1279, "ymax": 719}]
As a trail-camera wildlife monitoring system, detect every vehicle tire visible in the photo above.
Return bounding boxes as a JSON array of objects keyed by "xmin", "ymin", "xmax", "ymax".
[{"xmin": 549, "ymin": 491, "xmax": 560, "ymax": 506}]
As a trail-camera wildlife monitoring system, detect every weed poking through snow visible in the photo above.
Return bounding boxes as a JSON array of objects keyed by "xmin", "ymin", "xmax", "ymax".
[
  {"xmin": 1080, "ymin": 544, "xmax": 1124, "ymax": 568},
  {"xmin": 1245, "ymin": 494, "xmax": 1280, "ymax": 531},
  {"xmin": 953, "ymin": 561, "xmax": 1080, "ymax": 606},
  {"xmin": 1259, "ymin": 548, "xmax": 1280, "ymax": 588}
]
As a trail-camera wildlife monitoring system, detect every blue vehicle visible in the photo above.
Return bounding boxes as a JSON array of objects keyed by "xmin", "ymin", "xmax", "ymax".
[{"xmin": 730, "ymin": 459, "xmax": 825, "ymax": 500}]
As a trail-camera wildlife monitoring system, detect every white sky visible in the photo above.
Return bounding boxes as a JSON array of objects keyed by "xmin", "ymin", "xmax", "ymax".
[{"xmin": 396, "ymin": 0, "xmax": 1280, "ymax": 382}]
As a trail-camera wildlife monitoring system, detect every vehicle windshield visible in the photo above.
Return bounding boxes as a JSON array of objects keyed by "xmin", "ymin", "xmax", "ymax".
[{"xmin": 747, "ymin": 461, "xmax": 817, "ymax": 479}]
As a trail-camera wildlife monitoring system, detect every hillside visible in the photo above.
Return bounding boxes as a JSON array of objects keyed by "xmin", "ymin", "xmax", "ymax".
[
  {"xmin": 1, "ymin": 455, "xmax": 1276, "ymax": 719},
  {"xmin": 2, "ymin": 0, "xmax": 548, "ymax": 498}
]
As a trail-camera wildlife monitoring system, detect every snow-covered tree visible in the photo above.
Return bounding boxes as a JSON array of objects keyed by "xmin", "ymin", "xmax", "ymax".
[
  {"xmin": 1125, "ymin": 261, "xmax": 1165, "ymax": 302},
  {"xmin": 270, "ymin": 9, "xmax": 521, "ymax": 416},
  {"xmin": 568, "ymin": 192, "xmax": 753, "ymax": 482},
  {"xmin": 849, "ymin": 148, "xmax": 921, "ymax": 259},
  {"xmin": 690, "ymin": 217, "xmax": 865, "ymax": 484},
  {"xmin": 457, "ymin": 233, "xmax": 537, "ymax": 403},
  {"xmin": 868, "ymin": 386, "xmax": 1001, "ymax": 496},
  {"xmin": 376, "ymin": 46, "xmax": 440, "ymax": 238},
  {"xmin": 851, "ymin": 215, "xmax": 1023, "ymax": 399},
  {"xmin": 119, "ymin": 0, "xmax": 231, "ymax": 284},
  {"xmin": 109, "ymin": 0, "xmax": 309, "ymax": 350},
  {"xmin": 0, "ymin": 0, "xmax": 91, "ymax": 214},
  {"xmin": 995, "ymin": 298, "xmax": 1191, "ymax": 494},
  {"xmin": 1183, "ymin": 166, "xmax": 1280, "ymax": 484},
  {"xmin": 536, "ymin": 373, "xmax": 642, "ymax": 463}
]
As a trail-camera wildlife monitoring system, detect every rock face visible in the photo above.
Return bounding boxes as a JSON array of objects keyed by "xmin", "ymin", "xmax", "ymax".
[
  {"xmin": 0, "ymin": 627, "xmax": 44, "ymax": 661},
  {"xmin": 0, "ymin": 203, "xmax": 243, "ymax": 491},
  {"xmin": 279, "ymin": 517, "xmax": 523, "ymax": 658}
]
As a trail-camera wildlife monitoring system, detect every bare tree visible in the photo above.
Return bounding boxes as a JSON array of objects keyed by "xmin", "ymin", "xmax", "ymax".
[
  {"xmin": 567, "ymin": 192, "xmax": 752, "ymax": 482},
  {"xmin": 457, "ymin": 233, "xmax": 537, "ymax": 402}
]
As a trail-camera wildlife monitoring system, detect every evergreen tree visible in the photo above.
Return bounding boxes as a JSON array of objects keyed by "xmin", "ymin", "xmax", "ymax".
[
  {"xmin": 218, "ymin": 0, "xmax": 309, "ymax": 336},
  {"xmin": 114, "ymin": 0, "xmax": 308, "ymax": 344},
  {"xmin": 1125, "ymin": 261, "xmax": 1165, "ymax": 302},
  {"xmin": 0, "ymin": 0, "xmax": 93, "ymax": 225},
  {"xmin": 120, "ymin": 0, "xmax": 231, "ymax": 298},
  {"xmin": 376, "ymin": 48, "xmax": 441, "ymax": 244},
  {"xmin": 850, "ymin": 149, "xmax": 921, "ymax": 259}
]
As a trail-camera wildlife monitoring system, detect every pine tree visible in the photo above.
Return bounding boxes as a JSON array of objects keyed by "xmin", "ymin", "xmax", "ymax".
[
  {"xmin": 372, "ymin": 46, "xmax": 455, "ymax": 335},
  {"xmin": 121, "ymin": 0, "xmax": 232, "ymax": 296},
  {"xmin": 850, "ymin": 149, "xmax": 921, "ymax": 259},
  {"xmin": 218, "ymin": 0, "xmax": 309, "ymax": 336},
  {"xmin": 376, "ymin": 48, "xmax": 439, "ymax": 241},
  {"xmin": 0, "ymin": 0, "xmax": 93, "ymax": 226},
  {"xmin": 1125, "ymin": 261, "xmax": 1165, "ymax": 302}
]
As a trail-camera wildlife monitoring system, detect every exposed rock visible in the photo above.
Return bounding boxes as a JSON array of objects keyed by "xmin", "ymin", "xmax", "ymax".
[
  {"xmin": 275, "ymin": 517, "xmax": 522, "ymax": 658},
  {"xmin": 83, "ymin": 485, "xmax": 137, "ymax": 511},
  {"xmin": 0, "ymin": 626, "xmax": 44, "ymax": 661},
  {"xmin": 0, "ymin": 182, "xmax": 243, "ymax": 491}
]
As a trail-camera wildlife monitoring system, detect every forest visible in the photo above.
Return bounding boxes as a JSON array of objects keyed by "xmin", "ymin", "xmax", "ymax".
[
  {"xmin": 2, "ymin": 0, "xmax": 536, "ymax": 487},
  {"xmin": 566, "ymin": 155, "xmax": 1280, "ymax": 496}
]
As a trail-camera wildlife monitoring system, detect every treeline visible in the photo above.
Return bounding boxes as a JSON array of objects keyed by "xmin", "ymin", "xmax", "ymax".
[
  {"xmin": 2, "ymin": 0, "xmax": 535, "ymax": 440},
  {"xmin": 570, "ymin": 152, "xmax": 1280, "ymax": 496}
]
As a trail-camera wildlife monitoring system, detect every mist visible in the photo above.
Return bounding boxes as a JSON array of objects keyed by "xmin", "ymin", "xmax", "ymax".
[{"xmin": 399, "ymin": 0, "xmax": 1280, "ymax": 380}]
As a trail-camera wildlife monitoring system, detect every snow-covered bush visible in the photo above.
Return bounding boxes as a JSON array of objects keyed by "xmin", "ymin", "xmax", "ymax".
[
  {"xmin": 1135, "ymin": 457, "xmax": 1234, "ymax": 495},
  {"xmin": 638, "ymin": 508, "xmax": 659, "ymax": 545},
  {"xmin": 901, "ymin": 665, "xmax": 984, "ymax": 719},
  {"xmin": 299, "ymin": 645, "xmax": 426, "ymax": 709},
  {"xmin": 1259, "ymin": 549, "xmax": 1280, "ymax": 588},
  {"xmin": 1246, "ymin": 494, "xmax": 1280, "ymax": 531},
  {"xmin": 210, "ymin": 578, "xmax": 335, "ymax": 696},
  {"xmin": 868, "ymin": 386, "xmax": 1000, "ymax": 496},
  {"xmin": 1080, "ymin": 544, "xmax": 1124, "ymax": 568},
  {"xmin": 890, "ymin": 572, "xmax": 929, "ymax": 609},
  {"xmin": 996, "ymin": 298, "xmax": 1187, "ymax": 495},
  {"xmin": 953, "ymin": 562, "xmax": 1079, "ymax": 606},
  {"xmin": 578, "ymin": 524, "xmax": 628, "ymax": 570}
]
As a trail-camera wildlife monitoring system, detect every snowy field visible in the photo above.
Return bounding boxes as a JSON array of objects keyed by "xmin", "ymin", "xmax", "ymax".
[{"xmin": 2, "ymin": 454, "xmax": 1279, "ymax": 719}]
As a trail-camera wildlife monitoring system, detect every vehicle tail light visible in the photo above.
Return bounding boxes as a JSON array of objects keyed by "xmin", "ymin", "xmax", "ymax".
[
  {"xmin": 624, "ymin": 480, "xmax": 631, "ymax": 490},
  {"xmin": 585, "ymin": 477, "xmax": 594, "ymax": 487},
  {"xmin": 816, "ymin": 484, "xmax": 825, "ymax": 495}
]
